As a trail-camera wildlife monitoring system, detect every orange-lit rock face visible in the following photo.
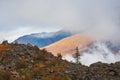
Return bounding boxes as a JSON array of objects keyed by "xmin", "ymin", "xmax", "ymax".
[
  {"xmin": 44, "ymin": 33, "xmax": 93, "ymax": 56},
  {"xmin": 0, "ymin": 44, "xmax": 14, "ymax": 51}
]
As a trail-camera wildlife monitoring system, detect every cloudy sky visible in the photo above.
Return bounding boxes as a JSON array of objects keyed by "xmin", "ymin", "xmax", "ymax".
[{"xmin": 0, "ymin": 0, "xmax": 120, "ymax": 42}]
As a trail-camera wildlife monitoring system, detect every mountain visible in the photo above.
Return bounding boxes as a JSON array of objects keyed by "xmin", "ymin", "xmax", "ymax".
[
  {"xmin": 0, "ymin": 42, "xmax": 120, "ymax": 80},
  {"xmin": 45, "ymin": 33, "xmax": 94, "ymax": 56},
  {"xmin": 14, "ymin": 30, "xmax": 72, "ymax": 47}
]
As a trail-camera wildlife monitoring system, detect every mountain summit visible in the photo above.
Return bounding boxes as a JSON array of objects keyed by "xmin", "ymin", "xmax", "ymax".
[{"xmin": 15, "ymin": 30, "xmax": 72, "ymax": 47}]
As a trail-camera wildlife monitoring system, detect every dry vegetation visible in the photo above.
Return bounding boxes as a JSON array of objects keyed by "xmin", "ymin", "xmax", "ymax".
[
  {"xmin": 0, "ymin": 42, "xmax": 120, "ymax": 80},
  {"xmin": 0, "ymin": 44, "xmax": 14, "ymax": 51}
]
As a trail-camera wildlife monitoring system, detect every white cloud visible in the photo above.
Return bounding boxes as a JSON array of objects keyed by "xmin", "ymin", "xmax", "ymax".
[
  {"xmin": 0, "ymin": 0, "xmax": 120, "ymax": 41},
  {"xmin": 0, "ymin": 26, "xmax": 60, "ymax": 43},
  {"xmin": 64, "ymin": 41, "xmax": 120, "ymax": 66}
]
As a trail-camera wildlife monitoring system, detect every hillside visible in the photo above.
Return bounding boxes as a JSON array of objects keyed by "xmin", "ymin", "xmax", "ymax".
[
  {"xmin": 45, "ymin": 33, "xmax": 94, "ymax": 56},
  {"xmin": 0, "ymin": 42, "xmax": 120, "ymax": 80},
  {"xmin": 15, "ymin": 30, "xmax": 72, "ymax": 47}
]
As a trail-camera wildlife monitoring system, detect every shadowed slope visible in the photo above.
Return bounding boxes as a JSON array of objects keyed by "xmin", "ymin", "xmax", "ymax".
[{"xmin": 15, "ymin": 30, "xmax": 72, "ymax": 47}]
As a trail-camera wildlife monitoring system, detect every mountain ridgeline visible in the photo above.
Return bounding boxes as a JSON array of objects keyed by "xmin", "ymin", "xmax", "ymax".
[{"xmin": 15, "ymin": 30, "xmax": 72, "ymax": 47}]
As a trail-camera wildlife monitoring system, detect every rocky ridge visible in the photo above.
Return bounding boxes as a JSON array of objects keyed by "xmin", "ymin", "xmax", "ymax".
[{"xmin": 0, "ymin": 42, "xmax": 120, "ymax": 80}]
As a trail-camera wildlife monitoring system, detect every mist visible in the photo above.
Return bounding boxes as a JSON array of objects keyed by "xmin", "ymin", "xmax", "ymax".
[
  {"xmin": 64, "ymin": 41, "xmax": 120, "ymax": 66},
  {"xmin": 0, "ymin": 0, "xmax": 120, "ymax": 42},
  {"xmin": 80, "ymin": 41, "xmax": 120, "ymax": 66}
]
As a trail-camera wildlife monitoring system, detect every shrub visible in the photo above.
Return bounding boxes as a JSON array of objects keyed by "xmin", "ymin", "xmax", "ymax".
[{"xmin": 16, "ymin": 59, "xmax": 28, "ymax": 69}]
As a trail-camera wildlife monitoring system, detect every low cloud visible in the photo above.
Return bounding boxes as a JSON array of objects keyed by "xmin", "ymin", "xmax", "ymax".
[
  {"xmin": 64, "ymin": 41, "xmax": 120, "ymax": 66},
  {"xmin": 80, "ymin": 51, "xmax": 120, "ymax": 66}
]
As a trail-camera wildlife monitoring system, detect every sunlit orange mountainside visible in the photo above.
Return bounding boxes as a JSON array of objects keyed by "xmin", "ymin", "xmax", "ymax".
[{"xmin": 44, "ymin": 33, "xmax": 94, "ymax": 56}]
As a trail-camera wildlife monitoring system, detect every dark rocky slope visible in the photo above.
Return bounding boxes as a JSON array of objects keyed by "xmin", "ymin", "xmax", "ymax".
[{"xmin": 0, "ymin": 42, "xmax": 120, "ymax": 80}]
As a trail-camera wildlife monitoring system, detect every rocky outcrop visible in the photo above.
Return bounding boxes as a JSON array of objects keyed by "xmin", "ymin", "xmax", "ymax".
[{"xmin": 0, "ymin": 43, "xmax": 120, "ymax": 80}]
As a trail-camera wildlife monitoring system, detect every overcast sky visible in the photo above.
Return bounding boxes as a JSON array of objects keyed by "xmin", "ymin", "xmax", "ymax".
[{"xmin": 0, "ymin": 0, "xmax": 120, "ymax": 42}]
